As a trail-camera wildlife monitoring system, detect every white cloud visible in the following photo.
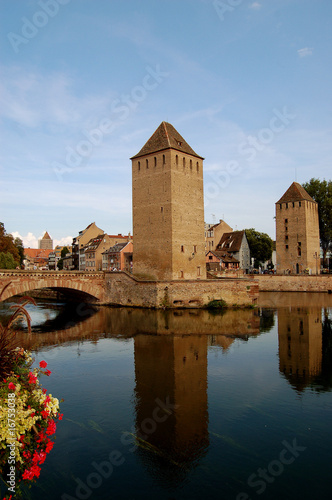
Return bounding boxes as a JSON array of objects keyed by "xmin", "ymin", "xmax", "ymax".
[
  {"xmin": 297, "ymin": 47, "xmax": 313, "ymax": 58},
  {"xmin": 11, "ymin": 231, "xmax": 39, "ymax": 248},
  {"xmin": 249, "ymin": 2, "xmax": 262, "ymax": 10},
  {"xmin": 54, "ymin": 237, "xmax": 74, "ymax": 248}
]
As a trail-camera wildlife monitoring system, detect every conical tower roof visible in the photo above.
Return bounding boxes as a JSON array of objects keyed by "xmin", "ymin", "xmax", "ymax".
[
  {"xmin": 276, "ymin": 182, "xmax": 316, "ymax": 204},
  {"xmin": 131, "ymin": 121, "xmax": 204, "ymax": 159},
  {"xmin": 42, "ymin": 231, "xmax": 52, "ymax": 239}
]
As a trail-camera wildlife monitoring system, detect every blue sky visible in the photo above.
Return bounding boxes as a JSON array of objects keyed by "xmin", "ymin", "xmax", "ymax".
[{"xmin": 1, "ymin": 0, "xmax": 331, "ymax": 247}]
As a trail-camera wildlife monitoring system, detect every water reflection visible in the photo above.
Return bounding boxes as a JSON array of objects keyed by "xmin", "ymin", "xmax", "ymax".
[{"xmin": 133, "ymin": 334, "xmax": 209, "ymax": 483}]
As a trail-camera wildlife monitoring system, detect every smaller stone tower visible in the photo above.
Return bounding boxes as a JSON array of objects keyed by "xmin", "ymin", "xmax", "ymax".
[
  {"xmin": 275, "ymin": 182, "xmax": 320, "ymax": 274},
  {"xmin": 38, "ymin": 231, "xmax": 53, "ymax": 250}
]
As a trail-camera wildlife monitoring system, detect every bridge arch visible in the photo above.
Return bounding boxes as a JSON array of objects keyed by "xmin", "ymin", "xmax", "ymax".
[{"xmin": 0, "ymin": 271, "xmax": 105, "ymax": 303}]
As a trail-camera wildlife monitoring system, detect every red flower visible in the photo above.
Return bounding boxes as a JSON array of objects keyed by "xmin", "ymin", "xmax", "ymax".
[
  {"xmin": 58, "ymin": 413, "xmax": 64, "ymax": 421},
  {"xmin": 42, "ymin": 388, "xmax": 47, "ymax": 394},
  {"xmin": 39, "ymin": 360, "xmax": 47, "ymax": 368},
  {"xmin": 44, "ymin": 370, "xmax": 52, "ymax": 377},
  {"xmin": 28, "ymin": 372, "xmax": 37, "ymax": 384},
  {"xmin": 45, "ymin": 440, "xmax": 54, "ymax": 453},
  {"xmin": 41, "ymin": 410, "xmax": 49, "ymax": 419},
  {"xmin": 46, "ymin": 420, "xmax": 56, "ymax": 436},
  {"xmin": 8, "ymin": 382, "xmax": 16, "ymax": 391}
]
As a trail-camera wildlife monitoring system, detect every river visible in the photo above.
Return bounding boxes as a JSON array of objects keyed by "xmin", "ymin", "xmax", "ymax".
[{"xmin": 1, "ymin": 292, "xmax": 332, "ymax": 499}]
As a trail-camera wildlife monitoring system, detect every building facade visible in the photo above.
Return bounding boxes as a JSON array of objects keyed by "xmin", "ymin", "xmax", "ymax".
[
  {"xmin": 276, "ymin": 182, "xmax": 320, "ymax": 274},
  {"xmin": 205, "ymin": 219, "xmax": 233, "ymax": 252},
  {"xmin": 38, "ymin": 231, "xmax": 53, "ymax": 250},
  {"xmin": 215, "ymin": 230, "xmax": 250, "ymax": 272},
  {"xmin": 131, "ymin": 121, "xmax": 206, "ymax": 280}
]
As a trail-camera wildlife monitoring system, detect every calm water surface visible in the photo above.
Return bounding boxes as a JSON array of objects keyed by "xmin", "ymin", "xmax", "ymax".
[{"xmin": 1, "ymin": 292, "xmax": 332, "ymax": 500}]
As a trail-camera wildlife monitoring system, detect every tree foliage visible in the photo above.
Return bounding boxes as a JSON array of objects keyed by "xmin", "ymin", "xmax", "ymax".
[
  {"xmin": 245, "ymin": 228, "xmax": 273, "ymax": 268},
  {"xmin": 302, "ymin": 178, "xmax": 332, "ymax": 265},
  {"xmin": 0, "ymin": 222, "xmax": 21, "ymax": 268}
]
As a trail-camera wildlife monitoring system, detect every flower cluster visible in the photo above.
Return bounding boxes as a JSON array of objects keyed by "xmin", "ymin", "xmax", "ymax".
[{"xmin": 0, "ymin": 349, "xmax": 63, "ymax": 499}]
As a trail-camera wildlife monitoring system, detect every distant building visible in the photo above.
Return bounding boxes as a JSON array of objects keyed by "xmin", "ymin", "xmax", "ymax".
[
  {"xmin": 102, "ymin": 241, "xmax": 133, "ymax": 272},
  {"xmin": 206, "ymin": 250, "xmax": 239, "ymax": 272},
  {"xmin": 71, "ymin": 222, "xmax": 104, "ymax": 270},
  {"xmin": 205, "ymin": 219, "xmax": 233, "ymax": 252},
  {"xmin": 84, "ymin": 234, "xmax": 114, "ymax": 272},
  {"xmin": 215, "ymin": 230, "xmax": 250, "ymax": 272},
  {"xmin": 24, "ymin": 248, "xmax": 53, "ymax": 270},
  {"xmin": 131, "ymin": 121, "xmax": 206, "ymax": 280},
  {"xmin": 275, "ymin": 182, "xmax": 320, "ymax": 274},
  {"xmin": 38, "ymin": 231, "xmax": 53, "ymax": 250}
]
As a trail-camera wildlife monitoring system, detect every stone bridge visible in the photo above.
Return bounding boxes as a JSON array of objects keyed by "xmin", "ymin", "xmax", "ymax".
[
  {"xmin": 0, "ymin": 270, "xmax": 106, "ymax": 303},
  {"xmin": 0, "ymin": 269, "xmax": 259, "ymax": 308}
]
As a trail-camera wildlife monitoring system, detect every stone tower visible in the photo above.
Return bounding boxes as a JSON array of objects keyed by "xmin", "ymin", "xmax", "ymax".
[
  {"xmin": 275, "ymin": 182, "xmax": 320, "ymax": 274},
  {"xmin": 38, "ymin": 231, "xmax": 53, "ymax": 250},
  {"xmin": 131, "ymin": 122, "xmax": 206, "ymax": 280}
]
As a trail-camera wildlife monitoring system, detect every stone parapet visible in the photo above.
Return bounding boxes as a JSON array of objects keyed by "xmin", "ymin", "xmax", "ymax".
[{"xmin": 255, "ymin": 274, "xmax": 332, "ymax": 293}]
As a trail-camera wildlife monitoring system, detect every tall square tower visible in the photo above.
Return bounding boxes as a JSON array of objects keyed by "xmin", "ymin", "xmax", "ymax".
[
  {"xmin": 275, "ymin": 182, "xmax": 320, "ymax": 274},
  {"xmin": 131, "ymin": 122, "xmax": 206, "ymax": 280}
]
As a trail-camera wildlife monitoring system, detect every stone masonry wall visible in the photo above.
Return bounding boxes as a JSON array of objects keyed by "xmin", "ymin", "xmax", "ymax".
[{"xmin": 255, "ymin": 274, "xmax": 332, "ymax": 293}]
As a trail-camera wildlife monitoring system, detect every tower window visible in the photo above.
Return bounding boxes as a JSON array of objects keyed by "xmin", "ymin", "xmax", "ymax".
[
  {"xmin": 292, "ymin": 202, "xmax": 295, "ymax": 207},
  {"xmin": 163, "ymin": 154, "xmax": 165, "ymax": 165},
  {"xmin": 176, "ymin": 155, "xmax": 178, "ymax": 165},
  {"xmin": 285, "ymin": 219, "xmax": 288, "ymax": 223},
  {"xmin": 285, "ymin": 235, "xmax": 288, "ymax": 240},
  {"xmin": 138, "ymin": 161, "xmax": 140, "ymax": 171},
  {"xmin": 286, "ymin": 203, "xmax": 288, "ymax": 209},
  {"xmin": 193, "ymin": 245, "xmax": 197, "ymax": 253},
  {"xmin": 146, "ymin": 159, "xmax": 149, "ymax": 169},
  {"xmin": 299, "ymin": 201, "xmax": 301, "ymax": 207},
  {"xmin": 183, "ymin": 157, "xmax": 186, "ymax": 168},
  {"xmin": 181, "ymin": 245, "xmax": 184, "ymax": 253},
  {"xmin": 190, "ymin": 159, "xmax": 192, "ymax": 170},
  {"xmin": 279, "ymin": 204, "xmax": 282, "ymax": 209},
  {"xmin": 161, "ymin": 207, "xmax": 163, "ymax": 213},
  {"xmin": 197, "ymin": 266, "xmax": 201, "ymax": 276},
  {"xmin": 196, "ymin": 162, "xmax": 199, "ymax": 172},
  {"xmin": 285, "ymin": 245, "xmax": 289, "ymax": 249},
  {"xmin": 154, "ymin": 157, "xmax": 157, "ymax": 167}
]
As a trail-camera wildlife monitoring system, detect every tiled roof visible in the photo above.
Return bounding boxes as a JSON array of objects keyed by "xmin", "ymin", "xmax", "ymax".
[
  {"xmin": 41, "ymin": 231, "xmax": 52, "ymax": 240},
  {"xmin": 24, "ymin": 248, "xmax": 53, "ymax": 259},
  {"xmin": 131, "ymin": 122, "xmax": 204, "ymax": 159},
  {"xmin": 216, "ymin": 231, "xmax": 245, "ymax": 253},
  {"xmin": 103, "ymin": 242, "xmax": 129, "ymax": 254},
  {"xmin": 208, "ymin": 250, "xmax": 239, "ymax": 263},
  {"xmin": 276, "ymin": 182, "xmax": 316, "ymax": 203}
]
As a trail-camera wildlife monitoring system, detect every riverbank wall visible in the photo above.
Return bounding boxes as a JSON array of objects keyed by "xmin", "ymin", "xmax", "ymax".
[
  {"xmin": 255, "ymin": 274, "xmax": 332, "ymax": 293},
  {"xmin": 103, "ymin": 272, "xmax": 259, "ymax": 308}
]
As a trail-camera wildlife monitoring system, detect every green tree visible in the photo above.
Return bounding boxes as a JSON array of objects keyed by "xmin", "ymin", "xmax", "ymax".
[
  {"xmin": 0, "ymin": 222, "xmax": 20, "ymax": 265},
  {"xmin": 245, "ymin": 228, "xmax": 273, "ymax": 268},
  {"xmin": 14, "ymin": 237, "xmax": 24, "ymax": 266},
  {"xmin": 61, "ymin": 246, "xmax": 69, "ymax": 258},
  {"xmin": 302, "ymin": 178, "xmax": 332, "ymax": 267},
  {"xmin": 0, "ymin": 252, "xmax": 18, "ymax": 269}
]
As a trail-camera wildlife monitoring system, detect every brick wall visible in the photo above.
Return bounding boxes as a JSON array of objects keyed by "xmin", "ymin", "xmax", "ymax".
[{"xmin": 255, "ymin": 274, "xmax": 332, "ymax": 292}]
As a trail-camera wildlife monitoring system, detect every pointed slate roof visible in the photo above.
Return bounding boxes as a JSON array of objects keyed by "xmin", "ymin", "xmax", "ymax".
[
  {"xmin": 131, "ymin": 121, "xmax": 204, "ymax": 159},
  {"xmin": 276, "ymin": 182, "xmax": 316, "ymax": 204},
  {"xmin": 216, "ymin": 231, "xmax": 245, "ymax": 253},
  {"xmin": 42, "ymin": 231, "xmax": 51, "ymax": 240}
]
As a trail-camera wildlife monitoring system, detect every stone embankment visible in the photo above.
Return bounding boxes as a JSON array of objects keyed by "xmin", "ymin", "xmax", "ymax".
[{"xmin": 255, "ymin": 274, "xmax": 332, "ymax": 293}]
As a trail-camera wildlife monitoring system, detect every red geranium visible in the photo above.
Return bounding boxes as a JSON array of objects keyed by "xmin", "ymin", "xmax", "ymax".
[{"xmin": 39, "ymin": 360, "xmax": 47, "ymax": 368}]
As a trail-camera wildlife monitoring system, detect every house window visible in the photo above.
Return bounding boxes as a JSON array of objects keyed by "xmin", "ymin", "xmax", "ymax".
[{"xmin": 209, "ymin": 255, "xmax": 213, "ymax": 260}]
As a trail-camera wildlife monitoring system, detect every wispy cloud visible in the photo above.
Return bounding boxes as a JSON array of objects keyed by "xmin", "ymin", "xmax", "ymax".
[
  {"xmin": 297, "ymin": 47, "xmax": 313, "ymax": 58},
  {"xmin": 249, "ymin": 2, "xmax": 262, "ymax": 10}
]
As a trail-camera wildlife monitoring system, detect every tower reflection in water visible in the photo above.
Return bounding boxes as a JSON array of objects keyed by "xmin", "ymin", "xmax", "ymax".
[
  {"xmin": 133, "ymin": 334, "xmax": 209, "ymax": 483},
  {"xmin": 278, "ymin": 306, "xmax": 332, "ymax": 392}
]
